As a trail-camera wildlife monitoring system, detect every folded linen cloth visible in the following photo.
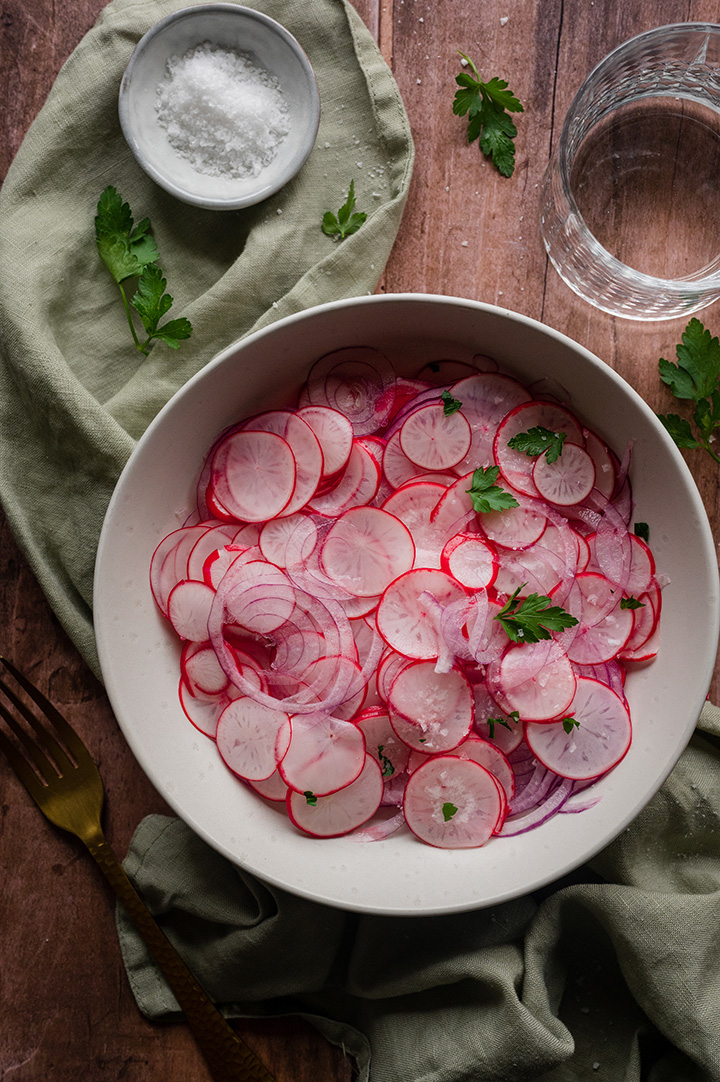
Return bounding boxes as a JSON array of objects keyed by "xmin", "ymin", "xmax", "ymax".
[
  {"xmin": 0, "ymin": 0, "xmax": 413, "ymax": 676},
  {"xmin": 117, "ymin": 702, "xmax": 720, "ymax": 1082}
]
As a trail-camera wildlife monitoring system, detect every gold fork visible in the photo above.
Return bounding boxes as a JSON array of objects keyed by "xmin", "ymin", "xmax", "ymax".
[{"xmin": 0, "ymin": 655, "xmax": 276, "ymax": 1082}]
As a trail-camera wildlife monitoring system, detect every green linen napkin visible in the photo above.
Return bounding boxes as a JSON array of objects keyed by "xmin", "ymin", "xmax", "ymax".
[
  {"xmin": 116, "ymin": 702, "xmax": 720, "ymax": 1082},
  {"xmin": 0, "ymin": 0, "xmax": 413, "ymax": 676}
]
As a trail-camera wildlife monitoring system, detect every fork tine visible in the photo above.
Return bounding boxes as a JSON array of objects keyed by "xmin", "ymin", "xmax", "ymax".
[
  {"xmin": 0, "ymin": 720, "xmax": 49, "ymax": 798},
  {"xmin": 0, "ymin": 656, "xmax": 89, "ymax": 765},
  {"xmin": 0, "ymin": 695, "xmax": 62, "ymax": 785},
  {"xmin": 0, "ymin": 673, "xmax": 75, "ymax": 776}
]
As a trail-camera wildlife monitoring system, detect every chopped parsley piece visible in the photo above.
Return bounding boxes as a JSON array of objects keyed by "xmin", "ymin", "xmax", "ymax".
[
  {"xmin": 620, "ymin": 596, "xmax": 645, "ymax": 610},
  {"xmin": 507, "ymin": 426, "xmax": 567, "ymax": 464},
  {"xmin": 466, "ymin": 465, "xmax": 519, "ymax": 514},
  {"xmin": 495, "ymin": 584, "xmax": 578, "ymax": 644},
  {"xmin": 441, "ymin": 389, "xmax": 463, "ymax": 415},
  {"xmin": 634, "ymin": 522, "xmax": 650, "ymax": 542},
  {"xmin": 377, "ymin": 744, "xmax": 395, "ymax": 778},
  {"xmin": 442, "ymin": 801, "xmax": 459, "ymax": 822},
  {"xmin": 487, "ymin": 710, "xmax": 520, "ymax": 739},
  {"xmin": 303, "ymin": 791, "xmax": 318, "ymax": 806},
  {"xmin": 562, "ymin": 717, "xmax": 580, "ymax": 734}
]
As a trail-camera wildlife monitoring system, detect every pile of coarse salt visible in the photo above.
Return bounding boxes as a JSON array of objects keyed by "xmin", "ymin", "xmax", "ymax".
[{"xmin": 155, "ymin": 42, "xmax": 290, "ymax": 179}]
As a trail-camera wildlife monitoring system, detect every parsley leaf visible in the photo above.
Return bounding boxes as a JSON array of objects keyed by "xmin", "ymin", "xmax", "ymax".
[
  {"xmin": 453, "ymin": 53, "xmax": 524, "ymax": 177},
  {"xmin": 620, "ymin": 596, "xmax": 645, "ymax": 610},
  {"xmin": 95, "ymin": 186, "xmax": 158, "ymax": 284},
  {"xmin": 487, "ymin": 710, "xmax": 520, "ymax": 739},
  {"xmin": 507, "ymin": 426, "xmax": 567, "ymax": 464},
  {"xmin": 442, "ymin": 802, "xmax": 459, "ymax": 822},
  {"xmin": 495, "ymin": 584, "xmax": 578, "ymax": 644},
  {"xmin": 377, "ymin": 744, "xmax": 395, "ymax": 778},
  {"xmin": 131, "ymin": 265, "xmax": 192, "ymax": 351},
  {"xmin": 322, "ymin": 180, "xmax": 367, "ymax": 239},
  {"xmin": 95, "ymin": 186, "xmax": 192, "ymax": 355},
  {"xmin": 562, "ymin": 717, "xmax": 580, "ymax": 734},
  {"xmin": 466, "ymin": 465, "xmax": 519, "ymax": 513},
  {"xmin": 634, "ymin": 522, "xmax": 650, "ymax": 542},
  {"xmin": 441, "ymin": 389, "xmax": 463, "ymax": 415},
  {"xmin": 303, "ymin": 791, "xmax": 318, "ymax": 806},
  {"xmin": 657, "ymin": 318, "xmax": 720, "ymax": 463}
]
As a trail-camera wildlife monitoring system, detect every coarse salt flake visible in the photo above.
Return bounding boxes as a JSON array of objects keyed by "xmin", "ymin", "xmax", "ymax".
[{"xmin": 155, "ymin": 42, "xmax": 290, "ymax": 179}]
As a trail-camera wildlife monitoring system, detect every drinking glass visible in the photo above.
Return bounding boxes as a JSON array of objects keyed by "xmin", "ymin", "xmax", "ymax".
[{"xmin": 540, "ymin": 23, "xmax": 720, "ymax": 320}]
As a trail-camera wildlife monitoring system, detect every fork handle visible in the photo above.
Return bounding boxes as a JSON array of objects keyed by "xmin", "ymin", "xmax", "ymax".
[{"xmin": 86, "ymin": 834, "xmax": 276, "ymax": 1082}]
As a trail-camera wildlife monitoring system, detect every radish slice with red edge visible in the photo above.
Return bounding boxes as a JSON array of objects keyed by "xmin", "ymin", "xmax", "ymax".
[
  {"xmin": 403, "ymin": 755, "xmax": 504, "ymax": 848},
  {"xmin": 532, "ymin": 443, "xmax": 596, "ymax": 506},
  {"xmin": 320, "ymin": 506, "xmax": 415, "ymax": 597},
  {"xmin": 399, "ymin": 402, "xmax": 472, "ymax": 470},
  {"xmin": 216, "ymin": 698, "xmax": 292, "ymax": 781},
  {"xmin": 286, "ymin": 753, "xmax": 383, "ymax": 837},
  {"xmin": 209, "ymin": 429, "xmax": 297, "ymax": 522},
  {"xmin": 388, "ymin": 661, "xmax": 473, "ymax": 752},
  {"xmin": 279, "ymin": 711, "xmax": 366, "ymax": 796},
  {"xmin": 525, "ymin": 676, "xmax": 631, "ymax": 780}
]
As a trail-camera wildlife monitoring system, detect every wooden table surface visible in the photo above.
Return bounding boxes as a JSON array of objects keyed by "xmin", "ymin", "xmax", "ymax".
[{"xmin": 2, "ymin": 1, "xmax": 720, "ymax": 1079}]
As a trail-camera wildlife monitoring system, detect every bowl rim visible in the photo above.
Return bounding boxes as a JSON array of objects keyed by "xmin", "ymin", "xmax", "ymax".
[
  {"xmin": 118, "ymin": 3, "xmax": 321, "ymax": 210},
  {"xmin": 94, "ymin": 293, "xmax": 720, "ymax": 914}
]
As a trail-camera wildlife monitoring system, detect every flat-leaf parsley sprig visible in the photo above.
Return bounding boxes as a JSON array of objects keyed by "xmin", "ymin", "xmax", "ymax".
[
  {"xmin": 495, "ymin": 584, "xmax": 578, "ymax": 644},
  {"xmin": 322, "ymin": 180, "xmax": 367, "ymax": 240},
  {"xmin": 453, "ymin": 52, "xmax": 524, "ymax": 177},
  {"xmin": 507, "ymin": 425, "xmax": 567, "ymax": 464},
  {"xmin": 95, "ymin": 186, "xmax": 192, "ymax": 355},
  {"xmin": 465, "ymin": 465, "xmax": 519, "ymax": 514},
  {"xmin": 657, "ymin": 317, "xmax": 720, "ymax": 463}
]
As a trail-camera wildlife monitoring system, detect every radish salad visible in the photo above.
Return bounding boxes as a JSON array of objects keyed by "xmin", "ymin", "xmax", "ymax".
[{"xmin": 150, "ymin": 347, "xmax": 662, "ymax": 849}]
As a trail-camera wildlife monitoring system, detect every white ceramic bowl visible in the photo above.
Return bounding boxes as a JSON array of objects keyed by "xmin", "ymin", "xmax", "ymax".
[
  {"xmin": 94, "ymin": 295, "xmax": 719, "ymax": 915},
  {"xmin": 118, "ymin": 4, "xmax": 320, "ymax": 210}
]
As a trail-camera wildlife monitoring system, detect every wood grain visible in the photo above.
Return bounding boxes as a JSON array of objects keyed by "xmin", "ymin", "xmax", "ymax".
[{"xmin": 2, "ymin": 1, "xmax": 720, "ymax": 1080}]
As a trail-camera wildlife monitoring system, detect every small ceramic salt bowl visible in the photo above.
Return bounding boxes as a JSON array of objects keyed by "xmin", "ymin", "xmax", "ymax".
[{"xmin": 118, "ymin": 4, "xmax": 320, "ymax": 210}]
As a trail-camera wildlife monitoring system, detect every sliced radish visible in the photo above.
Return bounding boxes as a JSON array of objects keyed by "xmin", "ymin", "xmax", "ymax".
[
  {"xmin": 248, "ymin": 769, "xmax": 289, "ymax": 802},
  {"xmin": 279, "ymin": 711, "xmax": 366, "ymax": 796},
  {"xmin": 308, "ymin": 439, "xmax": 380, "ymax": 516},
  {"xmin": 181, "ymin": 642, "xmax": 229, "ymax": 696},
  {"xmin": 355, "ymin": 706, "xmax": 411, "ymax": 780},
  {"xmin": 167, "ymin": 579, "xmax": 216, "ymax": 642},
  {"xmin": 296, "ymin": 404, "xmax": 353, "ymax": 480},
  {"xmin": 450, "ymin": 732, "xmax": 516, "ymax": 802},
  {"xmin": 388, "ymin": 661, "xmax": 473, "ymax": 752},
  {"xmin": 558, "ymin": 572, "xmax": 635, "ymax": 665},
  {"xmin": 241, "ymin": 410, "xmax": 323, "ymax": 517},
  {"xmin": 399, "ymin": 402, "xmax": 472, "ymax": 470},
  {"xmin": 532, "ymin": 443, "xmax": 596, "ymax": 506},
  {"xmin": 320, "ymin": 506, "xmax": 415, "ymax": 597},
  {"xmin": 286, "ymin": 753, "xmax": 383, "ymax": 837},
  {"xmin": 488, "ymin": 640, "xmax": 577, "ymax": 721},
  {"xmin": 210, "ymin": 429, "xmax": 296, "ymax": 522},
  {"xmin": 525, "ymin": 676, "xmax": 631, "ymax": 780},
  {"xmin": 583, "ymin": 429, "xmax": 617, "ymax": 498},
  {"xmin": 150, "ymin": 524, "xmax": 210, "ymax": 616},
  {"xmin": 216, "ymin": 698, "xmax": 291, "ymax": 781},
  {"xmin": 440, "ymin": 532, "xmax": 498, "ymax": 590},
  {"xmin": 376, "ymin": 568, "xmax": 466, "ymax": 659},
  {"xmin": 479, "ymin": 502, "xmax": 547, "ymax": 550},
  {"xmin": 382, "ymin": 480, "xmax": 451, "ymax": 569},
  {"xmin": 403, "ymin": 755, "xmax": 503, "ymax": 848},
  {"xmin": 450, "ymin": 372, "xmax": 532, "ymax": 473}
]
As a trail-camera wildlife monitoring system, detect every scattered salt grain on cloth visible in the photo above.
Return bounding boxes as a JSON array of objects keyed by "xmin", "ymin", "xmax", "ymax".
[{"xmin": 155, "ymin": 42, "xmax": 290, "ymax": 178}]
